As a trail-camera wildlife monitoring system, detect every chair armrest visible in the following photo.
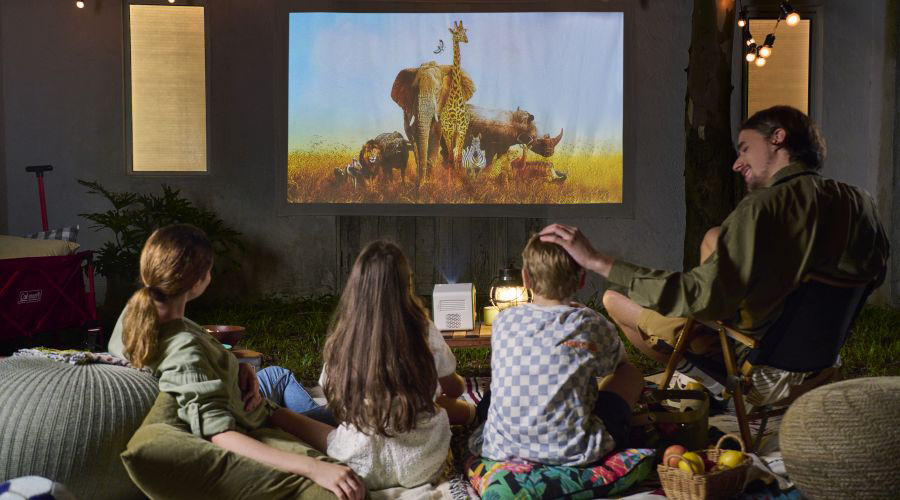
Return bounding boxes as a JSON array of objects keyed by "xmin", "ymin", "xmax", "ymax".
[{"xmin": 716, "ymin": 322, "xmax": 759, "ymax": 349}]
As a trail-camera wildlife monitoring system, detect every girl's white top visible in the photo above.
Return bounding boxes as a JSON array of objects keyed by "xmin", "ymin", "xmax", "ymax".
[{"xmin": 319, "ymin": 322, "xmax": 456, "ymax": 490}]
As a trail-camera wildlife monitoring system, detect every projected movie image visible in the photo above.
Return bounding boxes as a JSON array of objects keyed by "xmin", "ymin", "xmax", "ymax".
[{"xmin": 287, "ymin": 12, "xmax": 623, "ymax": 204}]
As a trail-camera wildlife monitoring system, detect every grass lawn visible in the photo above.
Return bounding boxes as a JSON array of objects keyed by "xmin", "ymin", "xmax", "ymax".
[{"xmin": 189, "ymin": 296, "xmax": 899, "ymax": 385}]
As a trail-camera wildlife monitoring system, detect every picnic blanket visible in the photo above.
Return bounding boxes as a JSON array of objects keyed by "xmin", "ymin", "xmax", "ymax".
[
  {"xmin": 12, "ymin": 348, "xmax": 152, "ymax": 373},
  {"xmin": 460, "ymin": 376, "xmax": 800, "ymax": 499}
]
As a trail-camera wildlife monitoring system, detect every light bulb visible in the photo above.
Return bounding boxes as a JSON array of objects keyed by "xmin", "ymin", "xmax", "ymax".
[
  {"xmin": 786, "ymin": 12, "xmax": 800, "ymax": 26},
  {"xmin": 745, "ymin": 51, "xmax": 757, "ymax": 63},
  {"xmin": 737, "ymin": 18, "xmax": 746, "ymax": 28},
  {"xmin": 759, "ymin": 45, "xmax": 772, "ymax": 58},
  {"xmin": 75, "ymin": 0, "xmax": 84, "ymax": 8},
  {"xmin": 755, "ymin": 56, "xmax": 767, "ymax": 67},
  {"xmin": 746, "ymin": 38, "xmax": 756, "ymax": 47},
  {"xmin": 168, "ymin": 0, "xmax": 175, "ymax": 3}
]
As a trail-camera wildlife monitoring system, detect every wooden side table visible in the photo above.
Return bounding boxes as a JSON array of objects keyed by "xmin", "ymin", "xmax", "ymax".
[{"xmin": 441, "ymin": 322, "xmax": 492, "ymax": 348}]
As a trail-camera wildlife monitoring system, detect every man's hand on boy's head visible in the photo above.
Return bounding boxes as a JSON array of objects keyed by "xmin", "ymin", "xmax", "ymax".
[{"xmin": 539, "ymin": 224, "xmax": 614, "ymax": 277}]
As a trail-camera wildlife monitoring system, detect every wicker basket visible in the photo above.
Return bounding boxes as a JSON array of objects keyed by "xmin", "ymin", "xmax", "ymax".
[{"xmin": 657, "ymin": 433, "xmax": 750, "ymax": 500}]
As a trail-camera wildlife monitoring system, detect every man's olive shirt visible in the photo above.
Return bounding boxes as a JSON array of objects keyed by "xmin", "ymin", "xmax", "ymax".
[{"xmin": 608, "ymin": 163, "xmax": 889, "ymax": 336}]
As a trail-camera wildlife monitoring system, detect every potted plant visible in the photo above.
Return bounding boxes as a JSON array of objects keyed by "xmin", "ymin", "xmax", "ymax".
[{"xmin": 78, "ymin": 180, "xmax": 242, "ymax": 312}]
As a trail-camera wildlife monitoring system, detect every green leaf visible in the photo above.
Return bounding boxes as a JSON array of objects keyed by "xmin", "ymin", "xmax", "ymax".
[{"xmin": 77, "ymin": 179, "xmax": 243, "ymax": 280}]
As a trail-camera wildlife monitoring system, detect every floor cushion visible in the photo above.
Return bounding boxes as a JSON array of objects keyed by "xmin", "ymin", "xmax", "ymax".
[
  {"xmin": 0, "ymin": 356, "xmax": 158, "ymax": 499},
  {"xmin": 121, "ymin": 391, "xmax": 338, "ymax": 499},
  {"xmin": 780, "ymin": 376, "xmax": 900, "ymax": 499},
  {"xmin": 465, "ymin": 448, "xmax": 655, "ymax": 499}
]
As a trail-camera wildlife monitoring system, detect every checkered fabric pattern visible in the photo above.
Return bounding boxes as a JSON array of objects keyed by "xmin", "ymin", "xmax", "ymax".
[
  {"xmin": 26, "ymin": 224, "xmax": 79, "ymax": 243},
  {"xmin": 481, "ymin": 304, "xmax": 624, "ymax": 466}
]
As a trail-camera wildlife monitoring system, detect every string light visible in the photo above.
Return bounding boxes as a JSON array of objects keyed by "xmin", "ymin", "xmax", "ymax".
[
  {"xmin": 760, "ymin": 33, "xmax": 776, "ymax": 57},
  {"xmin": 739, "ymin": 1, "xmax": 800, "ymax": 68},
  {"xmin": 781, "ymin": 1, "xmax": 801, "ymax": 26},
  {"xmin": 75, "ymin": 0, "xmax": 84, "ymax": 8}
]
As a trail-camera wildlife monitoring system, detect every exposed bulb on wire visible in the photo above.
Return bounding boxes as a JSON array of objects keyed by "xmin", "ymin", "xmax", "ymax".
[
  {"xmin": 76, "ymin": 0, "xmax": 84, "ymax": 8},
  {"xmin": 168, "ymin": 0, "xmax": 176, "ymax": 3},
  {"xmin": 759, "ymin": 45, "xmax": 772, "ymax": 58},
  {"xmin": 737, "ymin": 8, "xmax": 749, "ymax": 28},
  {"xmin": 745, "ymin": 51, "xmax": 757, "ymax": 63},
  {"xmin": 755, "ymin": 56, "xmax": 767, "ymax": 67},
  {"xmin": 746, "ymin": 38, "xmax": 756, "ymax": 47},
  {"xmin": 786, "ymin": 12, "xmax": 800, "ymax": 26}
]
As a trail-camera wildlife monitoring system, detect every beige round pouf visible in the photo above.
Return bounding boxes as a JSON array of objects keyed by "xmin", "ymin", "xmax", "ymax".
[
  {"xmin": 0, "ymin": 356, "xmax": 159, "ymax": 499},
  {"xmin": 780, "ymin": 377, "xmax": 900, "ymax": 499}
]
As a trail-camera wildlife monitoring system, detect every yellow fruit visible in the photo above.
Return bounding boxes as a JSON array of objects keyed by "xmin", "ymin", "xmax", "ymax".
[
  {"xmin": 677, "ymin": 451, "xmax": 705, "ymax": 474},
  {"xmin": 717, "ymin": 450, "xmax": 745, "ymax": 469}
]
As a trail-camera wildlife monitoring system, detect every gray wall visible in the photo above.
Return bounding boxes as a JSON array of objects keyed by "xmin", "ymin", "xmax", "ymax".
[{"xmin": 1, "ymin": 0, "xmax": 895, "ymax": 304}]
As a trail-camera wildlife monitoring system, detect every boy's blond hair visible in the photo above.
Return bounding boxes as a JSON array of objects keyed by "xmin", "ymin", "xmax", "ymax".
[{"xmin": 521, "ymin": 233, "xmax": 582, "ymax": 300}]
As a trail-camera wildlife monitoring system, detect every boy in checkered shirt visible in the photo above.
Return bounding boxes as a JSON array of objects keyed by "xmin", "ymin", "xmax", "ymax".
[{"xmin": 470, "ymin": 234, "xmax": 644, "ymax": 466}]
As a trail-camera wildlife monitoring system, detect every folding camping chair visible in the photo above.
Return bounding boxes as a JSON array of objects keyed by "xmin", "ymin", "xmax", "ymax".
[
  {"xmin": 659, "ymin": 273, "xmax": 873, "ymax": 451},
  {"xmin": 0, "ymin": 165, "xmax": 100, "ymax": 345}
]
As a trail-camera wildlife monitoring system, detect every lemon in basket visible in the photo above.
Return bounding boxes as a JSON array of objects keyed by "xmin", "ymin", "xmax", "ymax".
[
  {"xmin": 717, "ymin": 450, "xmax": 745, "ymax": 469},
  {"xmin": 677, "ymin": 452, "xmax": 705, "ymax": 474}
]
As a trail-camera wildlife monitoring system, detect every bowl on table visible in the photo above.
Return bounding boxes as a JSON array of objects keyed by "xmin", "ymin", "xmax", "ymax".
[{"xmin": 202, "ymin": 325, "xmax": 246, "ymax": 346}]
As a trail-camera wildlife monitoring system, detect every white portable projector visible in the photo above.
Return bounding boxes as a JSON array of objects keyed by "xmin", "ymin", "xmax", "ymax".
[{"xmin": 432, "ymin": 283, "xmax": 476, "ymax": 331}]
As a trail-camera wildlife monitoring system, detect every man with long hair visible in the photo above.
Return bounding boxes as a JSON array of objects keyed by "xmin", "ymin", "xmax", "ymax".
[{"xmin": 541, "ymin": 106, "xmax": 889, "ymax": 406}]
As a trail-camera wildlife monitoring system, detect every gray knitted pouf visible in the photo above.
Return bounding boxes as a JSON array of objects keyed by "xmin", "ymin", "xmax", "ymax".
[
  {"xmin": 0, "ymin": 356, "xmax": 159, "ymax": 499},
  {"xmin": 780, "ymin": 377, "xmax": 900, "ymax": 500}
]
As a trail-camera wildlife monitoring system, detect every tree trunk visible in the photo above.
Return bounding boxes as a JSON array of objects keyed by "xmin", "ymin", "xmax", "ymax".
[{"xmin": 683, "ymin": 0, "xmax": 741, "ymax": 269}]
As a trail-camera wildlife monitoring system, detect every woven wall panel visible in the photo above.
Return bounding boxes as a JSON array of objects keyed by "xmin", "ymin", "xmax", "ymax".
[
  {"xmin": 130, "ymin": 5, "xmax": 207, "ymax": 172},
  {"xmin": 747, "ymin": 19, "xmax": 810, "ymax": 117}
]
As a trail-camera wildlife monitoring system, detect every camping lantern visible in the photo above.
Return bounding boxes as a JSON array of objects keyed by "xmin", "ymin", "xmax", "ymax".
[{"xmin": 489, "ymin": 266, "xmax": 532, "ymax": 310}]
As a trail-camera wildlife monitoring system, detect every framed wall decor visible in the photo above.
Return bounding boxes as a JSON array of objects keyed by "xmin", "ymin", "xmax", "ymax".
[{"xmin": 275, "ymin": 0, "xmax": 634, "ymax": 217}]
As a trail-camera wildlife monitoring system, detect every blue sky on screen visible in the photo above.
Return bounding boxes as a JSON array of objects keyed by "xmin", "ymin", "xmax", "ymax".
[{"xmin": 288, "ymin": 12, "xmax": 623, "ymax": 153}]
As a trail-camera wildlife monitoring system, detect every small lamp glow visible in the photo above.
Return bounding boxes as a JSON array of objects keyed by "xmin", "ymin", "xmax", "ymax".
[
  {"xmin": 759, "ymin": 45, "xmax": 772, "ymax": 58},
  {"xmin": 75, "ymin": 0, "xmax": 85, "ymax": 8},
  {"xmin": 737, "ymin": 8, "xmax": 748, "ymax": 28},
  {"xmin": 489, "ymin": 266, "xmax": 532, "ymax": 310},
  {"xmin": 745, "ymin": 51, "xmax": 757, "ymax": 63},
  {"xmin": 781, "ymin": 1, "xmax": 800, "ymax": 26},
  {"xmin": 746, "ymin": 38, "xmax": 756, "ymax": 47},
  {"xmin": 168, "ymin": 0, "xmax": 176, "ymax": 3},
  {"xmin": 755, "ymin": 56, "xmax": 767, "ymax": 67}
]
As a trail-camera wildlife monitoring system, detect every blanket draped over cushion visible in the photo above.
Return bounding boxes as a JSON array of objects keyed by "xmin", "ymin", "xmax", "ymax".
[{"xmin": 0, "ymin": 356, "xmax": 158, "ymax": 499}]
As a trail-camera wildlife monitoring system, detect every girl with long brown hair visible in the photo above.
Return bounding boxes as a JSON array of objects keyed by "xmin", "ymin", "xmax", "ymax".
[
  {"xmin": 107, "ymin": 224, "xmax": 365, "ymax": 499},
  {"xmin": 313, "ymin": 240, "xmax": 471, "ymax": 490}
]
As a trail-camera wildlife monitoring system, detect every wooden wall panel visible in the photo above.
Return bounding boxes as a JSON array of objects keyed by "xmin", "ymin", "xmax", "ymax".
[
  {"xmin": 414, "ymin": 217, "xmax": 436, "ymax": 295},
  {"xmin": 336, "ymin": 216, "xmax": 545, "ymax": 296}
]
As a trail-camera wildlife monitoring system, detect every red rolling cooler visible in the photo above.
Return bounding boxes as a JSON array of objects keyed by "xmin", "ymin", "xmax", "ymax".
[{"xmin": 0, "ymin": 165, "xmax": 101, "ymax": 345}]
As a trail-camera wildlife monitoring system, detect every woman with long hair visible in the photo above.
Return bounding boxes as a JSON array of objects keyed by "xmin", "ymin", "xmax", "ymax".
[
  {"xmin": 108, "ymin": 224, "xmax": 364, "ymax": 499},
  {"xmin": 311, "ymin": 240, "xmax": 469, "ymax": 489}
]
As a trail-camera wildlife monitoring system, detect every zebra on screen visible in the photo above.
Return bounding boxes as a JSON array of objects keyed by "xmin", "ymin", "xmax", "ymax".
[{"xmin": 462, "ymin": 133, "xmax": 486, "ymax": 176}]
